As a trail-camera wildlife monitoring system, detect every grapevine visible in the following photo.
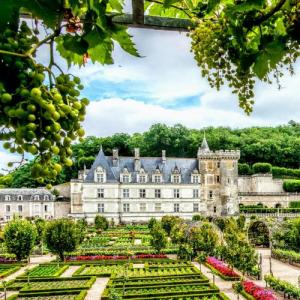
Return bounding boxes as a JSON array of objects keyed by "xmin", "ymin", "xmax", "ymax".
[{"xmin": 0, "ymin": 21, "xmax": 87, "ymax": 184}]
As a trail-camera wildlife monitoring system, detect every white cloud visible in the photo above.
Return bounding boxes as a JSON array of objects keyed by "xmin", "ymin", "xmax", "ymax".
[
  {"xmin": 83, "ymin": 98, "xmax": 270, "ymax": 136},
  {"xmin": 0, "ymin": 151, "xmax": 20, "ymax": 174}
]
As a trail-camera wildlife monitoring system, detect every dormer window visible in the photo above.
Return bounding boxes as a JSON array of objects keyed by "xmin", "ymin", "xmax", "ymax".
[
  {"xmin": 153, "ymin": 175, "xmax": 162, "ymax": 183},
  {"xmin": 172, "ymin": 175, "xmax": 181, "ymax": 184},
  {"xmin": 4, "ymin": 195, "xmax": 11, "ymax": 201},
  {"xmin": 139, "ymin": 175, "xmax": 146, "ymax": 183},
  {"xmin": 191, "ymin": 175, "xmax": 200, "ymax": 184},
  {"xmin": 17, "ymin": 195, "xmax": 23, "ymax": 201},
  {"xmin": 34, "ymin": 195, "xmax": 40, "ymax": 201},
  {"xmin": 94, "ymin": 166, "xmax": 106, "ymax": 183},
  {"xmin": 121, "ymin": 167, "xmax": 131, "ymax": 183},
  {"xmin": 44, "ymin": 195, "xmax": 49, "ymax": 201}
]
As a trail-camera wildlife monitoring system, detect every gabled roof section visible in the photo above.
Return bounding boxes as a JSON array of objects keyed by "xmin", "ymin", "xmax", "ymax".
[{"xmin": 85, "ymin": 147, "xmax": 117, "ymax": 182}]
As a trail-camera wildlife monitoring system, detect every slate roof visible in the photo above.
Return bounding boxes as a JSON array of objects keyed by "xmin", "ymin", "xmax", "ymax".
[
  {"xmin": 85, "ymin": 148, "xmax": 199, "ymax": 184},
  {"xmin": 0, "ymin": 188, "xmax": 54, "ymax": 201}
]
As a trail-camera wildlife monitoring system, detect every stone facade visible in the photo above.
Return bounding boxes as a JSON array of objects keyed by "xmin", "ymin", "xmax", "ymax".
[
  {"xmin": 70, "ymin": 138, "xmax": 240, "ymax": 223},
  {"xmin": 0, "ymin": 188, "xmax": 70, "ymax": 222}
]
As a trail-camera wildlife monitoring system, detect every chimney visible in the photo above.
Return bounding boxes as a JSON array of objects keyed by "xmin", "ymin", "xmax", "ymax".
[
  {"xmin": 162, "ymin": 150, "xmax": 166, "ymax": 164},
  {"xmin": 134, "ymin": 148, "xmax": 141, "ymax": 171},
  {"xmin": 112, "ymin": 148, "xmax": 119, "ymax": 166}
]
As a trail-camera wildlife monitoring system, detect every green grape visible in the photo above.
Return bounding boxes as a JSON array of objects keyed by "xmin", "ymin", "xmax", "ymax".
[{"xmin": 1, "ymin": 93, "xmax": 12, "ymax": 103}]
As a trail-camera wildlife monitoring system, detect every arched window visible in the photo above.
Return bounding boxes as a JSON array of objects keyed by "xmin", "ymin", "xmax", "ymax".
[
  {"xmin": 4, "ymin": 195, "xmax": 11, "ymax": 201},
  {"xmin": 17, "ymin": 195, "xmax": 23, "ymax": 201},
  {"xmin": 34, "ymin": 195, "xmax": 40, "ymax": 201},
  {"xmin": 44, "ymin": 195, "xmax": 49, "ymax": 201}
]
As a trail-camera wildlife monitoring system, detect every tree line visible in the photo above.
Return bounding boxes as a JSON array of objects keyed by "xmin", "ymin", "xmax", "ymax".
[{"xmin": 2, "ymin": 121, "xmax": 300, "ymax": 188}]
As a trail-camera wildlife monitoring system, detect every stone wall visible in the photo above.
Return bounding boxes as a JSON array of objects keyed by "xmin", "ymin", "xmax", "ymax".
[
  {"xmin": 54, "ymin": 201, "xmax": 71, "ymax": 218},
  {"xmin": 238, "ymin": 174, "xmax": 284, "ymax": 193}
]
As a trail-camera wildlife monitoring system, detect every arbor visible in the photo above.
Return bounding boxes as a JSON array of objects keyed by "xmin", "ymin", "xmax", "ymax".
[
  {"xmin": 94, "ymin": 215, "xmax": 109, "ymax": 231},
  {"xmin": 150, "ymin": 223, "xmax": 167, "ymax": 253},
  {"xmin": 4, "ymin": 218, "xmax": 37, "ymax": 261},
  {"xmin": 34, "ymin": 218, "xmax": 46, "ymax": 245},
  {"xmin": 44, "ymin": 219, "xmax": 80, "ymax": 261}
]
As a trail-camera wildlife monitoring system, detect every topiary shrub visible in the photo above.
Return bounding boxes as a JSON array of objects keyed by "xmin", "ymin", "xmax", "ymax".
[
  {"xmin": 252, "ymin": 163, "xmax": 272, "ymax": 174},
  {"xmin": 94, "ymin": 215, "xmax": 109, "ymax": 230},
  {"xmin": 283, "ymin": 180, "xmax": 300, "ymax": 192},
  {"xmin": 272, "ymin": 166, "xmax": 300, "ymax": 179},
  {"xmin": 238, "ymin": 163, "xmax": 252, "ymax": 175}
]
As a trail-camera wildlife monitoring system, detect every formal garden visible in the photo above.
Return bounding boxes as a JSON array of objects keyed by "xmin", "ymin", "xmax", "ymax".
[{"xmin": 0, "ymin": 215, "xmax": 298, "ymax": 299}]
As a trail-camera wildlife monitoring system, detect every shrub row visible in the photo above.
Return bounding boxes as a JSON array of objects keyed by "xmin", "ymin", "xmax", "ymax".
[
  {"xmin": 240, "ymin": 207, "xmax": 300, "ymax": 213},
  {"xmin": 272, "ymin": 248, "xmax": 300, "ymax": 264},
  {"xmin": 272, "ymin": 166, "xmax": 300, "ymax": 179},
  {"xmin": 283, "ymin": 180, "xmax": 300, "ymax": 192},
  {"xmin": 265, "ymin": 274, "xmax": 300, "ymax": 299}
]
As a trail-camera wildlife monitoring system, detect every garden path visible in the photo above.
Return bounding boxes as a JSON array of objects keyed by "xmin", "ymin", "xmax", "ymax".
[
  {"xmin": 30, "ymin": 254, "xmax": 56, "ymax": 264},
  {"xmin": 86, "ymin": 277, "xmax": 109, "ymax": 300},
  {"xmin": 60, "ymin": 265, "xmax": 80, "ymax": 277},
  {"xmin": 254, "ymin": 248, "xmax": 300, "ymax": 286},
  {"xmin": 192, "ymin": 262, "xmax": 243, "ymax": 300}
]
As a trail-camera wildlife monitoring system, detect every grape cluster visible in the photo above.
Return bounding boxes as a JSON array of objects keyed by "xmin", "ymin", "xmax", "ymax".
[
  {"xmin": 0, "ymin": 21, "xmax": 88, "ymax": 184},
  {"xmin": 189, "ymin": 20, "xmax": 255, "ymax": 114}
]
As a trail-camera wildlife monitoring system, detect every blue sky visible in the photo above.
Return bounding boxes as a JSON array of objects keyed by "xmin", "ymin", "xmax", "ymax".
[{"xmin": 1, "ymin": 26, "xmax": 300, "ymax": 171}]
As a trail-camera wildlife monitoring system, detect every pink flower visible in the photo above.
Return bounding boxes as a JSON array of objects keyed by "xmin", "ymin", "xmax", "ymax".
[{"xmin": 206, "ymin": 257, "xmax": 239, "ymax": 278}]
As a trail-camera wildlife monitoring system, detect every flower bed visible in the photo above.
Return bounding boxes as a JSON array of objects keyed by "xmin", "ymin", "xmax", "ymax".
[
  {"xmin": 242, "ymin": 281, "xmax": 278, "ymax": 300},
  {"xmin": 206, "ymin": 257, "xmax": 240, "ymax": 280}
]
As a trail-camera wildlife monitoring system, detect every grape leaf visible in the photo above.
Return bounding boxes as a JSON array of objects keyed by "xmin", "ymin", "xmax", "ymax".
[
  {"xmin": 0, "ymin": 1, "xmax": 21, "ymax": 27},
  {"xmin": 163, "ymin": 0, "xmax": 181, "ymax": 8},
  {"xmin": 112, "ymin": 26, "xmax": 140, "ymax": 57},
  {"xmin": 231, "ymin": 0, "xmax": 264, "ymax": 12},
  {"xmin": 63, "ymin": 35, "xmax": 89, "ymax": 55}
]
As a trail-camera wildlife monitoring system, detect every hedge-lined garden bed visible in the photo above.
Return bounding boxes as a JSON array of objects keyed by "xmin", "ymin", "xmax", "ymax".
[
  {"xmin": 272, "ymin": 248, "xmax": 300, "ymax": 266},
  {"xmin": 19, "ymin": 264, "xmax": 69, "ymax": 278},
  {"xmin": 0, "ymin": 264, "xmax": 22, "ymax": 278}
]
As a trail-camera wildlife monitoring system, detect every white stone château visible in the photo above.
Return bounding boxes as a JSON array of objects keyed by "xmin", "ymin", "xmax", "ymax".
[{"xmin": 70, "ymin": 138, "xmax": 240, "ymax": 223}]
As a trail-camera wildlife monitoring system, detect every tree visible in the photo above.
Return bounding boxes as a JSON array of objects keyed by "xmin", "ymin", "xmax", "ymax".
[
  {"xmin": 4, "ymin": 218, "xmax": 37, "ymax": 261},
  {"xmin": 150, "ymin": 223, "xmax": 167, "ymax": 253},
  {"xmin": 76, "ymin": 218, "xmax": 88, "ymax": 243},
  {"xmin": 44, "ymin": 219, "xmax": 80, "ymax": 261},
  {"xmin": 188, "ymin": 222, "xmax": 219, "ymax": 258},
  {"xmin": 148, "ymin": 217, "xmax": 157, "ymax": 230},
  {"xmin": 34, "ymin": 218, "xmax": 46, "ymax": 245},
  {"xmin": 161, "ymin": 215, "xmax": 181, "ymax": 236},
  {"xmin": 94, "ymin": 215, "xmax": 109, "ymax": 231}
]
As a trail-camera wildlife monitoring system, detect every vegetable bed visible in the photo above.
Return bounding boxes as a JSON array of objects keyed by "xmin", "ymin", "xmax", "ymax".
[{"xmin": 21, "ymin": 264, "xmax": 69, "ymax": 278}]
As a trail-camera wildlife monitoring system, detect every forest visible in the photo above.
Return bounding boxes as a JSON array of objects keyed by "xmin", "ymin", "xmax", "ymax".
[{"xmin": 2, "ymin": 121, "xmax": 300, "ymax": 188}]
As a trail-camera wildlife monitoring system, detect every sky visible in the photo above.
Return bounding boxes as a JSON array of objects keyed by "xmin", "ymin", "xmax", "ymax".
[{"xmin": 1, "ymin": 25, "xmax": 300, "ymax": 171}]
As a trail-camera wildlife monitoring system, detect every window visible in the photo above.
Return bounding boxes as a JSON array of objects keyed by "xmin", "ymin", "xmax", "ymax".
[
  {"xmin": 193, "ymin": 203, "xmax": 199, "ymax": 212},
  {"xmin": 123, "ymin": 203, "xmax": 130, "ymax": 212},
  {"xmin": 6, "ymin": 205, "xmax": 10, "ymax": 212},
  {"xmin": 139, "ymin": 175, "xmax": 146, "ymax": 183},
  {"xmin": 44, "ymin": 195, "xmax": 49, "ymax": 201},
  {"xmin": 123, "ymin": 189, "xmax": 129, "ymax": 198},
  {"xmin": 227, "ymin": 178, "xmax": 231, "ymax": 184},
  {"xmin": 140, "ymin": 203, "xmax": 146, "ymax": 212},
  {"xmin": 34, "ymin": 195, "xmax": 40, "ymax": 201},
  {"xmin": 139, "ymin": 189, "xmax": 146, "ymax": 198},
  {"xmin": 208, "ymin": 161, "xmax": 213, "ymax": 169},
  {"xmin": 155, "ymin": 189, "xmax": 161, "ymax": 198},
  {"xmin": 44, "ymin": 205, "xmax": 48, "ymax": 212},
  {"xmin": 213, "ymin": 206, "xmax": 217, "ymax": 213},
  {"xmin": 96, "ymin": 173, "xmax": 104, "ymax": 183},
  {"xmin": 123, "ymin": 175, "xmax": 129, "ymax": 183},
  {"xmin": 17, "ymin": 195, "xmax": 23, "ymax": 201},
  {"xmin": 173, "ymin": 175, "xmax": 180, "ymax": 183},
  {"xmin": 18, "ymin": 205, "xmax": 22, "ymax": 212},
  {"xmin": 173, "ymin": 189, "xmax": 180, "ymax": 198},
  {"xmin": 4, "ymin": 195, "xmax": 10, "ymax": 201},
  {"xmin": 97, "ymin": 188, "xmax": 104, "ymax": 198},
  {"xmin": 155, "ymin": 203, "xmax": 161, "ymax": 212},
  {"xmin": 154, "ymin": 175, "xmax": 161, "ymax": 183},
  {"xmin": 193, "ymin": 189, "xmax": 199, "ymax": 198},
  {"xmin": 98, "ymin": 203, "xmax": 105, "ymax": 213},
  {"xmin": 216, "ymin": 176, "xmax": 220, "ymax": 183},
  {"xmin": 217, "ymin": 162, "xmax": 220, "ymax": 168},
  {"xmin": 209, "ymin": 190, "xmax": 213, "ymax": 199},
  {"xmin": 34, "ymin": 204, "xmax": 40, "ymax": 213},
  {"xmin": 174, "ymin": 203, "xmax": 180, "ymax": 212},
  {"xmin": 192, "ymin": 175, "xmax": 199, "ymax": 184}
]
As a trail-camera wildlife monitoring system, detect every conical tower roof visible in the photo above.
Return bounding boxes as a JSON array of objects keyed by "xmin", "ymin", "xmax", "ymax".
[{"xmin": 200, "ymin": 135, "xmax": 210, "ymax": 152}]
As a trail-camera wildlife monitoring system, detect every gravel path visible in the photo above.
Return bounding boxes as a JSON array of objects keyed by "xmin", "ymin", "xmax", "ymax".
[
  {"xmin": 85, "ymin": 278, "xmax": 109, "ymax": 300},
  {"xmin": 60, "ymin": 266, "xmax": 80, "ymax": 277}
]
